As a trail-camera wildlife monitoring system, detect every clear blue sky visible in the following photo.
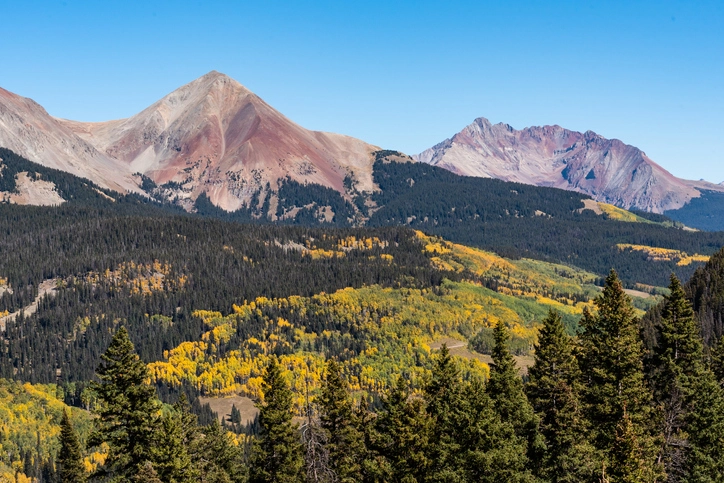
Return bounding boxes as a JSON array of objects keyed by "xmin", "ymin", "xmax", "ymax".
[{"xmin": 2, "ymin": 0, "xmax": 723, "ymax": 182}]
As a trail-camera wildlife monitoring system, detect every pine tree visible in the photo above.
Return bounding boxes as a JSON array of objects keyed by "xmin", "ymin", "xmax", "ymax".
[
  {"xmin": 153, "ymin": 410, "xmax": 195, "ymax": 483},
  {"xmin": 423, "ymin": 345, "xmax": 465, "ymax": 482},
  {"xmin": 651, "ymin": 274, "xmax": 705, "ymax": 480},
  {"xmin": 487, "ymin": 321, "xmax": 543, "ymax": 473},
  {"xmin": 89, "ymin": 326, "xmax": 161, "ymax": 481},
  {"xmin": 197, "ymin": 419, "xmax": 247, "ymax": 483},
  {"xmin": 710, "ymin": 335, "xmax": 724, "ymax": 386},
  {"xmin": 133, "ymin": 461, "xmax": 163, "ymax": 483},
  {"xmin": 686, "ymin": 369, "xmax": 724, "ymax": 482},
  {"xmin": 526, "ymin": 309, "xmax": 599, "ymax": 482},
  {"xmin": 318, "ymin": 359, "xmax": 364, "ymax": 483},
  {"xmin": 57, "ymin": 409, "xmax": 86, "ymax": 483},
  {"xmin": 353, "ymin": 397, "xmax": 385, "ymax": 483},
  {"xmin": 579, "ymin": 269, "xmax": 662, "ymax": 482},
  {"xmin": 370, "ymin": 376, "xmax": 431, "ymax": 483},
  {"xmin": 249, "ymin": 357, "xmax": 305, "ymax": 483},
  {"xmin": 460, "ymin": 377, "xmax": 535, "ymax": 483}
]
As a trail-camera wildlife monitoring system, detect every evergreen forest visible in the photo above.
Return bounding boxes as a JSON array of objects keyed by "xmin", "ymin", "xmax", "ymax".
[{"xmin": 3, "ymin": 147, "xmax": 724, "ymax": 481}]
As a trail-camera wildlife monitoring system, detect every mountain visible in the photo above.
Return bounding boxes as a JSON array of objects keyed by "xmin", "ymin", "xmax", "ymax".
[
  {"xmin": 414, "ymin": 117, "xmax": 724, "ymax": 214},
  {"xmin": 0, "ymin": 87, "xmax": 139, "ymax": 194},
  {"xmin": 58, "ymin": 71, "xmax": 379, "ymax": 211}
]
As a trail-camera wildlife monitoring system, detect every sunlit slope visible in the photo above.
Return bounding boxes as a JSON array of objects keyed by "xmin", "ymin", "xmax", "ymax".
[
  {"xmin": 616, "ymin": 244, "xmax": 710, "ymax": 266},
  {"xmin": 150, "ymin": 233, "xmax": 659, "ymax": 411},
  {"xmin": 0, "ymin": 380, "xmax": 95, "ymax": 481}
]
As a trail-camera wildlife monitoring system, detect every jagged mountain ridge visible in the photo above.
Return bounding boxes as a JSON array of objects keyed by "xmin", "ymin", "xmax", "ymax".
[
  {"xmin": 58, "ymin": 71, "xmax": 379, "ymax": 211},
  {"xmin": 414, "ymin": 117, "xmax": 723, "ymax": 213}
]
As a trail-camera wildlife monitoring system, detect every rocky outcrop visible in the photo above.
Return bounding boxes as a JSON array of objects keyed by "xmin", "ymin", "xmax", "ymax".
[{"xmin": 415, "ymin": 117, "xmax": 721, "ymax": 213}]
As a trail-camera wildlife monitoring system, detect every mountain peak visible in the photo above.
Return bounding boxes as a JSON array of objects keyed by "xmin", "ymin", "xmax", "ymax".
[
  {"xmin": 45, "ymin": 74, "xmax": 379, "ymax": 211},
  {"xmin": 414, "ymin": 117, "xmax": 706, "ymax": 213}
]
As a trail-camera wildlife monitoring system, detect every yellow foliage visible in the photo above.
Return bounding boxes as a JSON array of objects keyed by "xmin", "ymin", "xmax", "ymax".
[
  {"xmin": 417, "ymin": 232, "xmax": 600, "ymax": 313},
  {"xmin": 0, "ymin": 379, "xmax": 93, "ymax": 478},
  {"xmin": 616, "ymin": 244, "xmax": 710, "ymax": 266},
  {"xmin": 81, "ymin": 260, "xmax": 187, "ymax": 296},
  {"xmin": 84, "ymin": 444, "xmax": 109, "ymax": 473},
  {"xmin": 336, "ymin": 236, "xmax": 387, "ymax": 251},
  {"xmin": 598, "ymin": 203, "xmax": 653, "ymax": 223},
  {"xmin": 150, "ymin": 278, "xmax": 566, "ymax": 412}
]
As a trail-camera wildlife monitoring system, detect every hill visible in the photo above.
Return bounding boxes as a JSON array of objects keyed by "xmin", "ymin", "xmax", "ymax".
[{"xmin": 0, "ymin": 87, "xmax": 138, "ymax": 195}]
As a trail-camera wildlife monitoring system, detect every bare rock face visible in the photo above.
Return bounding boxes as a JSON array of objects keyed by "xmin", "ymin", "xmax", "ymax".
[
  {"xmin": 0, "ymin": 172, "xmax": 65, "ymax": 206},
  {"xmin": 415, "ymin": 117, "xmax": 720, "ymax": 213},
  {"xmin": 58, "ymin": 71, "xmax": 379, "ymax": 211},
  {"xmin": 0, "ymin": 88, "xmax": 139, "ymax": 194}
]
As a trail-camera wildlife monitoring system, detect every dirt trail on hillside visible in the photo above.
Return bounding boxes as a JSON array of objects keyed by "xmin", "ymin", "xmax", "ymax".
[{"xmin": 0, "ymin": 279, "xmax": 57, "ymax": 331}]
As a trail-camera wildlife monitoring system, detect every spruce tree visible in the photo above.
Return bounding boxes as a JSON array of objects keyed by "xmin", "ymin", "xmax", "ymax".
[
  {"xmin": 153, "ymin": 410, "xmax": 196, "ymax": 483},
  {"xmin": 710, "ymin": 335, "xmax": 724, "ymax": 386},
  {"xmin": 198, "ymin": 419, "xmax": 247, "ymax": 483},
  {"xmin": 249, "ymin": 357, "xmax": 305, "ymax": 483},
  {"xmin": 652, "ymin": 274, "xmax": 705, "ymax": 480},
  {"xmin": 370, "ymin": 376, "xmax": 431, "ymax": 483},
  {"xmin": 487, "ymin": 321, "xmax": 543, "ymax": 473},
  {"xmin": 58, "ymin": 409, "xmax": 86, "ymax": 483},
  {"xmin": 423, "ymin": 345, "xmax": 465, "ymax": 482},
  {"xmin": 353, "ymin": 397, "xmax": 386, "ymax": 483},
  {"xmin": 526, "ymin": 309, "xmax": 599, "ymax": 482},
  {"xmin": 461, "ymin": 377, "xmax": 534, "ymax": 483},
  {"xmin": 686, "ymin": 369, "xmax": 724, "ymax": 482},
  {"xmin": 579, "ymin": 269, "xmax": 662, "ymax": 482},
  {"xmin": 318, "ymin": 359, "xmax": 364, "ymax": 483},
  {"xmin": 89, "ymin": 326, "xmax": 161, "ymax": 481}
]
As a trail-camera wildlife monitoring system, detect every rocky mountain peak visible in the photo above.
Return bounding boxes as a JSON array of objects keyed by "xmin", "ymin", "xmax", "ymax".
[
  {"xmin": 48, "ymin": 72, "xmax": 379, "ymax": 211},
  {"xmin": 414, "ymin": 118, "xmax": 716, "ymax": 213}
]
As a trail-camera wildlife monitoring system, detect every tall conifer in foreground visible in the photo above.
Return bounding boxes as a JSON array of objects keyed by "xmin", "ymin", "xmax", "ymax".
[
  {"xmin": 461, "ymin": 377, "xmax": 534, "ymax": 483},
  {"xmin": 58, "ymin": 408, "xmax": 86, "ymax": 483},
  {"xmin": 249, "ymin": 357, "xmax": 305, "ymax": 483},
  {"xmin": 153, "ymin": 410, "xmax": 196, "ymax": 483},
  {"xmin": 423, "ymin": 345, "xmax": 465, "ymax": 482},
  {"xmin": 652, "ymin": 274, "xmax": 704, "ymax": 480},
  {"xmin": 487, "ymin": 321, "xmax": 543, "ymax": 474},
  {"xmin": 90, "ymin": 326, "xmax": 161, "ymax": 481},
  {"xmin": 318, "ymin": 359, "xmax": 363, "ymax": 483},
  {"xmin": 527, "ymin": 309, "xmax": 599, "ymax": 482},
  {"xmin": 370, "ymin": 376, "xmax": 431, "ymax": 482},
  {"xmin": 198, "ymin": 419, "xmax": 248, "ymax": 483},
  {"xmin": 710, "ymin": 335, "xmax": 724, "ymax": 386},
  {"xmin": 579, "ymin": 269, "xmax": 662, "ymax": 482},
  {"xmin": 652, "ymin": 276, "xmax": 724, "ymax": 481}
]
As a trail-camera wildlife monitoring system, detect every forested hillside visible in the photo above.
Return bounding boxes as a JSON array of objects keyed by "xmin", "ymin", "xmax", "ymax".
[
  {"xmin": 0, "ymin": 210, "xmax": 452, "ymax": 383},
  {"xmin": 4, "ymin": 147, "xmax": 723, "ymax": 288},
  {"xmin": 4, "ymin": 148, "xmax": 724, "ymax": 482},
  {"xmin": 8, "ymin": 267, "xmax": 724, "ymax": 482},
  {"xmin": 367, "ymin": 158, "xmax": 724, "ymax": 286}
]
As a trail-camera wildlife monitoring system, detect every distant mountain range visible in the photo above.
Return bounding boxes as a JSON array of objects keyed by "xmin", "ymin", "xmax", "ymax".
[
  {"xmin": 1, "ymin": 71, "xmax": 723, "ymax": 228},
  {"xmin": 414, "ymin": 117, "xmax": 723, "ymax": 214}
]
